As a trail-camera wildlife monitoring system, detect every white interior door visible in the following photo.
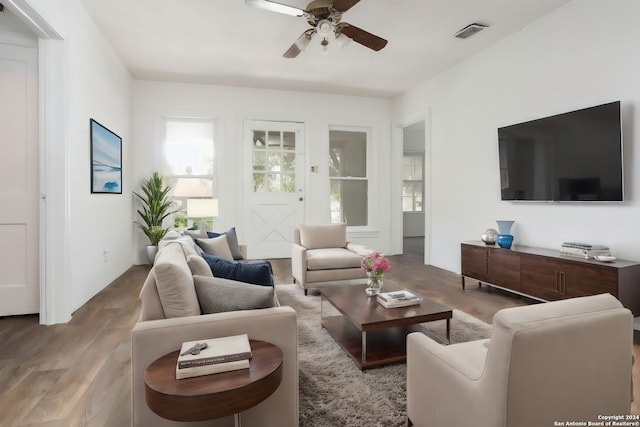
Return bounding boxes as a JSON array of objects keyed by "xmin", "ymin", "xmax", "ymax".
[
  {"xmin": 0, "ymin": 42, "xmax": 39, "ymax": 315},
  {"xmin": 244, "ymin": 120, "xmax": 305, "ymax": 259}
]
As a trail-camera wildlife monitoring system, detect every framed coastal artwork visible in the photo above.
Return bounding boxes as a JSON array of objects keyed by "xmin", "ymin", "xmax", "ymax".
[{"xmin": 90, "ymin": 118, "xmax": 122, "ymax": 194}]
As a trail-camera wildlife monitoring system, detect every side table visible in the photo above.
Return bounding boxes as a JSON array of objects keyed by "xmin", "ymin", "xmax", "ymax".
[{"xmin": 144, "ymin": 339, "xmax": 283, "ymax": 426}]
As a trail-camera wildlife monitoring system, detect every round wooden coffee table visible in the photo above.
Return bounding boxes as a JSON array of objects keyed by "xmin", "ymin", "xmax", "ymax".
[{"xmin": 144, "ymin": 339, "xmax": 283, "ymax": 424}]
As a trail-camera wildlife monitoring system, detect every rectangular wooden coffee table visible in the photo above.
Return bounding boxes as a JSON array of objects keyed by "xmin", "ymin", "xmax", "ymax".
[{"xmin": 320, "ymin": 284, "xmax": 452, "ymax": 370}]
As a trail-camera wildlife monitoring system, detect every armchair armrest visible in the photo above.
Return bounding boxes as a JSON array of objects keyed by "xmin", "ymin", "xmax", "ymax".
[
  {"xmin": 346, "ymin": 242, "xmax": 374, "ymax": 256},
  {"xmin": 291, "ymin": 243, "xmax": 307, "ymax": 284},
  {"xmin": 132, "ymin": 307, "xmax": 298, "ymax": 427}
]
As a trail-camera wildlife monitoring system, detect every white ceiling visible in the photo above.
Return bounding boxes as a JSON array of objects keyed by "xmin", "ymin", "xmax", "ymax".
[{"xmin": 78, "ymin": 0, "xmax": 571, "ymax": 98}]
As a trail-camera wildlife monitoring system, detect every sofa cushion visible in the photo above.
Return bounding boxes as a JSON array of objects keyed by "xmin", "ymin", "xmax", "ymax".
[
  {"xmin": 307, "ymin": 247, "xmax": 363, "ymax": 270},
  {"xmin": 193, "ymin": 275, "xmax": 277, "ymax": 314},
  {"xmin": 158, "ymin": 235, "xmax": 199, "ymax": 256},
  {"xmin": 153, "ymin": 244, "xmax": 201, "ymax": 318},
  {"xmin": 299, "ymin": 223, "xmax": 347, "ymax": 249},
  {"xmin": 186, "ymin": 254, "xmax": 213, "ymax": 277},
  {"xmin": 196, "ymin": 235, "xmax": 234, "ymax": 260},
  {"xmin": 183, "ymin": 229, "xmax": 208, "ymax": 240},
  {"xmin": 201, "ymin": 253, "xmax": 274, "ymax": 287},
  {"xmin": 163, "ymin": 230, "xmax": 182, "ymax": 240},
  {"xmin": 207, "ymin": 227, "xmax": 244, "ymax": 260}
]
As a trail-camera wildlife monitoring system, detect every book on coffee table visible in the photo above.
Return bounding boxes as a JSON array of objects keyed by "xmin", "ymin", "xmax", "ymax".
[
  {"xmin": 377, "ymin": 290, "xmax": 421, "ymax": 309},
  {"xmin": 176, "ymin": 334, "xmax": 252, "ymax": 379}
]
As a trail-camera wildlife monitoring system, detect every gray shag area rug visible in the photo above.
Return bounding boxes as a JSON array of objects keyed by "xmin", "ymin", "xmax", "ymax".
[{"xmin": 275, "ymin": 284, "xmax": 493, "ymax": 427}]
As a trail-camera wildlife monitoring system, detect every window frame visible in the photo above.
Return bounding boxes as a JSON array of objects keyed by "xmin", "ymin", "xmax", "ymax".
[
  {"xmin": 402, "ymin": 152, "xmax": 424, "ymax": 213},
  {"xmin": 160, "ymin": 116, "xmax": 217, "ymax": 230},
  {"xmin": 328, "ymin": 125, "xmax": 373, "ymax": 229}
]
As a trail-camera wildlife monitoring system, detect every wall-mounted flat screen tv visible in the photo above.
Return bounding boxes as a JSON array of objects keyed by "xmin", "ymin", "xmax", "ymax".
[{"xmin": 498, "ymin": 101, "xmax": 623, "ymax": 201}]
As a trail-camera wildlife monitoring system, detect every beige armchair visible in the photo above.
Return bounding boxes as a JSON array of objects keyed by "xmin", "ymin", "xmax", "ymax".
[
  {"xmin": 291, "ymin": 223, "xmax": 371, "ymax": 295},
  {"xmin": 407, "ymin": 293, "xmax": 633, "ymax": 427}
]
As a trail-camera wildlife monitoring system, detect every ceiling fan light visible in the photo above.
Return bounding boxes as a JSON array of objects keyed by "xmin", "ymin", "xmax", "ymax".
[
  {"xmin": 317, "ymin": 19, "xmax": 334, "ymax": 35},
  {"xmin": 336, "ymin": 33, "xmax": 351, "ymax": 49}
]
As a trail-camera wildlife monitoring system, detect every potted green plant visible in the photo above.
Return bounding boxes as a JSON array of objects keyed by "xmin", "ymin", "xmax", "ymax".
[{"xmin": 134, "ymin": 172, "xmax": 176, "ymax": 264}]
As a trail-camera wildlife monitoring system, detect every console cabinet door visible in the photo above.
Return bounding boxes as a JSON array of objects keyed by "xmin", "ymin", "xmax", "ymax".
[
  {"xmin": 563, "ymin": 263, "xmax": 617, "ymax": 298},
  {"xmin": 461, "ymin": 244, "xmax": 489, "ymax": 282},
  {"xmin": 522, "ymin": 256, "xmax": 618, "ymax": 301},
  {"xmin": 521, "ymin": 256, "xmax": 567, "ymax": 301},
  {"xmin": 488, "ymin": 248, "xmax": 521, "ymax": 291}
]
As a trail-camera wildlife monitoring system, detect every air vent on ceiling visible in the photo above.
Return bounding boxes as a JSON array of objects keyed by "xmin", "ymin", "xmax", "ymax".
[{"xmin": 454, "ymin": 23, "xmax": 488, "ymax": 39}]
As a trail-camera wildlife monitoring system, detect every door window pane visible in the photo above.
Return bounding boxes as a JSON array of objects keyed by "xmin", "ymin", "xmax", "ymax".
[
  {"xmin": 283, "ymin": 132, "xmax": 295, "ymax": 150},
  {"xmin": 252, "ymin": 128, "xmax": 296, "ymax": 193}
]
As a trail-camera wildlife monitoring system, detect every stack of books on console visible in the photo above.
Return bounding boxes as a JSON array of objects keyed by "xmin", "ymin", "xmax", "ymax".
[
  {"xmin": 176, "ymin": 333, "xmax": 252, "ymax": 379},
  {"xmin": 560, "ymin": 242, "xmax": 610, "ymax": 259},
  {"xmin": 377, "ymin": 290, "xmax": 421, "ymax": 309}
]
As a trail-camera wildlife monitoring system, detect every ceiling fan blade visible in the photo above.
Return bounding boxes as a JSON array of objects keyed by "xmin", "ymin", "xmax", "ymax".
[
  {"xmin": 339, "ymin": 23, "xmax": 388, "ymax": 51},
  {"xmin": 245, "ymin": 0, "xmax": 305, "ymax": 17},
  {"xmin": 283, "ymin": 31, "xmax": 313, "ymax": 58},
  {"xmin": 332, "ymin": 0, "xmax": 360, "ymax": 13}
]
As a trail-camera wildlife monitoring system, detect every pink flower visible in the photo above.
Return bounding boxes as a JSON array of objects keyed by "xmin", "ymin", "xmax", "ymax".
[{"xmin": 361, "ymin": 251, "xmax": 391, "ymax": 275}]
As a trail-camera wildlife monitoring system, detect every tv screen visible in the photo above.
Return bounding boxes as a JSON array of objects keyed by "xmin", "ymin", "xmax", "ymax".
[{"xmin": 498, "ymin": 101, "xmax": 623, "ymax": 201}]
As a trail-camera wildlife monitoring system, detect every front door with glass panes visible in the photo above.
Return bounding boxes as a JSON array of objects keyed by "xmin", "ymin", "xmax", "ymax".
[{"xmin": 245, "ymin": 120, "xmax": 305, "ymax": 259}]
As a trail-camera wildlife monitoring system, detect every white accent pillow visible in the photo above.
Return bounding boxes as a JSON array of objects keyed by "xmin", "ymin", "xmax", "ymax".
[
  {"xmin": 196, "ymin": 235, "xmax": 234, "ymax": 260},
  {"xmin": 186, "ymin": 254, "xmax": 213, "ymax": 277}
]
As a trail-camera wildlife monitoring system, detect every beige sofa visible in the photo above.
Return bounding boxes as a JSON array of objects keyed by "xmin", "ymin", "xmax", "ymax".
[
  {"xmin": 131, "ymin": 239, "xmax": 298, "ymax": 427},
  {"xmin": 291, "ymin": 223, "xmax": 371, "ymax": 295},
  {"xmin": 406, "ymin": 293, "xmax": 633, "ymax": 427}
]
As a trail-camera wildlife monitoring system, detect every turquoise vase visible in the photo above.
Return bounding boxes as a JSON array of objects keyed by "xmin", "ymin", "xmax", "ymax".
[
  {"xmin": 496, "ymin": 234, "xmax": 514, "ymax": 249},
  {"xmin": 496, "ymin": 220, "xmax": 515, "ymax": 249}
]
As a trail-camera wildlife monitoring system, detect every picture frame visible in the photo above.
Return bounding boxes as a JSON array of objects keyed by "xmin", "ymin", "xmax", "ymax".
[{"xmin": 90, "ymin": 118, "xmax": 122, "ymax": 194}]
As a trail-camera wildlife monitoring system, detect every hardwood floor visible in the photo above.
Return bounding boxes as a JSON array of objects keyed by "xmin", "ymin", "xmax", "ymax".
[{"xmin": 0, "ymin": 254, "xmax": 638, "ymax": 426}]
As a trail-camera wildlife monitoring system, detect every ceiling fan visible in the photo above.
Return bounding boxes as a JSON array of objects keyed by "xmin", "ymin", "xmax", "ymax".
[{"xmin": 246, "ymin": 0, "xmax": 388, "ymax": 58}]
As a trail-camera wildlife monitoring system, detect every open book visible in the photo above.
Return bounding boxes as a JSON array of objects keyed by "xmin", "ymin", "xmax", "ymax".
[
  {"xmin": 176, "ymin": 334, "xmax": 252, "ymax": 379},
  {"xmin": 376, "ymin": 290, "xmax": 421, "ymax": 308}
]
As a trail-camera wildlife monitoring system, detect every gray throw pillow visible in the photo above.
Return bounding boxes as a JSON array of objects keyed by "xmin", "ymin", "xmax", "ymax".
[{"xmin": 193, "ymin": 275, "xmax": 276, "ymax": 314}]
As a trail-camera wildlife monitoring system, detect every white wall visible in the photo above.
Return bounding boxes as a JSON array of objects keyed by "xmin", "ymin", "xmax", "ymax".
[
  {"xmin": 132, "ymin": 81, "xmax": 392, "ymax": 264},
  {"xmin": 392, "ymin": 0, "xmax": 640, "ymax": 273},
  {"xmin": 13, "ymin": 0, "xmax": 133, "ymax": 321}
]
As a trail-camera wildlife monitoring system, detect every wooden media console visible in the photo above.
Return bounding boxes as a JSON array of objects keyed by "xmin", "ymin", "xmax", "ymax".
[{"xmin": 461, "ymin": 241, "xmax": 640, "ymax": 316}]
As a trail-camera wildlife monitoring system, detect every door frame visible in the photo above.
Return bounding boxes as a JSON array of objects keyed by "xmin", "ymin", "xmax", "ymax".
[
  {"xmin": 243, "ymin": 119, "xmax": 306, "ymax": 259},
  {"xmin": 392, "ymin": 110, "xmax": 431, "ymax": 264},
  {"xmin": 5, "ymin": 0, "xmax": 68, "ymax": 324}
]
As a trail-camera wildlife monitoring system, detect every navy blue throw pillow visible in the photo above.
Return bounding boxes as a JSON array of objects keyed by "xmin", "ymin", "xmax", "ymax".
[{"xmin": 201, "ymin": 253, "xmax": 273, "ymax": 287}]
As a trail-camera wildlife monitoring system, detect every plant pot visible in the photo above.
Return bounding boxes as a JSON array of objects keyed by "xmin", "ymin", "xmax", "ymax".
[{"xmin": 146, "ymin": 245, "xmax": 158, "ymax": 265}]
